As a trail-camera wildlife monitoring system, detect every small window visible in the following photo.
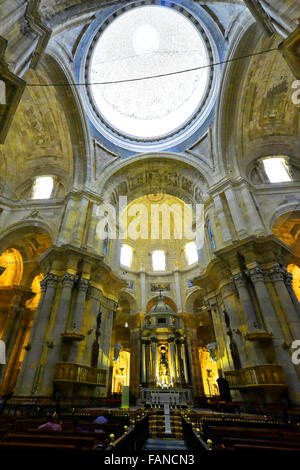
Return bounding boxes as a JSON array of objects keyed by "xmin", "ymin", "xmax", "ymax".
[
  {"xmin": 206, "ymin": 218, "xmax": 216, "ymax": 250},
  {"xmin": 32, "ymin": 176, "xmax": 54, "ymax": 199},
  {"xmin": 157, "ymin": 318, "xmax": 166, "ymax": 324},
  {"xmin": 152, "ymin": 250, "xmax": 166, "ymax": 271},
  {"xmin": 185, "ymin": 241, "xmax": 198, "ymax": 265},
  {"xmin": 120, "ymin": 244, "xmax": 133, "ymax": 268},
  {"xmin": 262, "ymin": 157, "xmax": 292, "ymax": 183}
]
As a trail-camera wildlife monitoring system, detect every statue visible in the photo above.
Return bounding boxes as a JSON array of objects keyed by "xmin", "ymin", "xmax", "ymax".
[
  {"xmin": 206, "ymin": 342, "xmax": 218, "ymax": 362},
  {"xmin": 113, "ymin": 343, "xmax": 122, "ymax": 362}
]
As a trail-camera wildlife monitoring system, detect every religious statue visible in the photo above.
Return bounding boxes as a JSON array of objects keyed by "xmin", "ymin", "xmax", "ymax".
[
  {"xmin": 113, "ymin": 343, "xmax": 122, "ymax": 362},
  {"xmin": 206, "ymin": 342, "xmax": 218, "ymax": 362}
]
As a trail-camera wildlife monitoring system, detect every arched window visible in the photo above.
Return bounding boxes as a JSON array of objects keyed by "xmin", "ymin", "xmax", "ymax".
[
  {"xmin": 120, "ymin": 244, "xmax": 133, "ymax": 268},
  {"xmin": 262, "ymin": 156, "xmax": 292, "ymax": 183},
  {"xmin": 184, "ymin": 241, "xmax": 198, "ymax": 265},
  {"xmin": 152, "ymin": 250, "xmax": 166, "ymax": 271},
  {"xmin": 32, "ymin": 176, "xmax": 54, "ymax": 199}
]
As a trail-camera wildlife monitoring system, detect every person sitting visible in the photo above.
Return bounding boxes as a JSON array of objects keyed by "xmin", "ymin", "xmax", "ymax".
[
  {"xmin": 93, "ymin": 413, "xmax": 108, "ymax": 433},
  {"xmin": 38, "ymin": 412, "xmax": 62, "ymax": 432},
  {"xmin": 72, "ymin": 417, "xmax": 85, "ymax": 432}
]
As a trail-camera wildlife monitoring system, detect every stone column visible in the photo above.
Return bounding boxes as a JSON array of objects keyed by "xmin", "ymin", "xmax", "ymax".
[
  {"xmin": 16, "ymin": 274, "xmax": 58, "ymax": 396},
  {"xmin": 174, "ymin": 270, "xmax": 183, "ymax": 312},
  {"xmin": 68, "ymin": 277, "xmax": 90, "ymax": 363},
  {"xmin": 141, "ymin": 340, "xmax": 146, "ymax": 383},
  {"xmin": 240, "ymin": 184, "xmax": 265, "ymax": 235},
  {"xmin": 181, "ymin": 342, "xmax": 189, "ymax": 383},
  {"xmin": 220, "ymin": 282, "xmax": 247, "ymax": 368},
  {"xmin": 213, "ymin": 194, "xmax": 232, "ymax": 243},
  {"xmin": 270, "ymin": 266, "xmax": 300, "ymax": 340},
  {"xmin": 39, "ymin": 273, "xmax": 76, "ymax": 395},
  {"xmin": 248, "ymin": 266, "xmax": 300, "ymax": 402},
  {"xmin": 151, "ymin": 338, "xmax": 158, "ymax": 383},
  {"xmin": 284, "ymin": 271, "xmax": 300, "ymax": 319},
  {"xmin": 175, "ymin": 339, "xmax": 184, "ymax": 385},
  {"xmin": 140, "ymin": 268, "xmax": 146, "ymax": 313},
  {"xmin": 168, "ymin": 337, "xmax": 176, "ymax": 384},
  {"xmin": 224, "ymin": 187, "xmax": 248, "ymax": 237},
  {"xmin": 145, "ymin": 340, "xmax": 150, "ymax": 384},
  {"xmin": 232, "ymin": 273, "xmax": 260, "ymax": 332}
]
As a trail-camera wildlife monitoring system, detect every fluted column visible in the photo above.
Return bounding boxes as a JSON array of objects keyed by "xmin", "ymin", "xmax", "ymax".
[
  {"xmin": 175, "ymin": 339, "xmax": 184, "ymax": 385},
  {"xmin": 168, "ymin": 337, "xmax": 176, "ymax": 384},
  {"xmin": 145, "ymin": 340, "xmax": 151, "ymax": 384},
  {"xmin": 39, "ymin": 273, "xmax": 76, "ymax": 395},
  {"xmin": 141, "ymin": 340, "xmax": 146, "ymax": 383},
  {"xmin": 213, "ymin": 194, "xmax": 232, "ymax": 243},
  {"xmin": 232, "ymin": 272, "xmax": 260, "ymax": 332},
  {"xmin": 248, "ymin": 266, "xmax": 300, "ymax": 402},
  {"xmin": 220, "ymin": 282, "xmax": 247, "ymax": 368},
  {"xmin": 240, "ymin": 184, "xmax": 265, "ymax": 235},
  {"xmin": 270, "ymin": 266, "xmax": 300, "ymax": 340},
  {"xmin": 224, "ymin": 187, "xmax": 248, "ymax": 237},
  {"xmin": 174, "ymin": 270, "xmax": 183, "ymax": 312},
  {"xmin": 70, "ymin": 278, "xmax": 90, "ymax": 332},
  {"xmin": 181, "ymin": 342, "xmax": 189, "ymax": 383},
  {"xmin": 68, "ymin": 277, "xmax": 90, "ymax": 363},
  {"xmin": 151, "ymin": 338, "xmax": 158, "ymax": 383},
  {"xmin": 284, "ymin": 271, "xmax": 300, "ymax": 318},
  {"xmin": 16, "ymin": 273, "xmax": 58, "ymax": 395},
  {"xmin": 140, "ymin": 268, "xmax": 146, "ymax": 313}
]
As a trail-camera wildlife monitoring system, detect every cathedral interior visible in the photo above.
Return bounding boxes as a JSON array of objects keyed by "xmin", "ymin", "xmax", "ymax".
[{"xmin": 0, "ymin": 0, "xmax": 300, "ymax": 454}]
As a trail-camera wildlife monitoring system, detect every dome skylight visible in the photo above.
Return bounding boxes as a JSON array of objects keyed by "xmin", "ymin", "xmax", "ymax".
[{"xmin": 89, "ymin": 5, "xmax": 209, "ymax": 140}]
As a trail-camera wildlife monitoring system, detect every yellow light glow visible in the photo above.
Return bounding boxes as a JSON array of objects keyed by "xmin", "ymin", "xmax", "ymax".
[{"xmin": 0, "ymin": 248, "xmax": 23, "ymax": 287}]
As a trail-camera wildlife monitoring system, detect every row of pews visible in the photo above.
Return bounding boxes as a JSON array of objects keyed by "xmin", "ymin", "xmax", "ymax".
[
  {"xmin": 182, "ymin": 412, "xmax": 300, "ymax": 451},
  {"xmin": 0, "ymin": 413, "xmax": 131, "ymax": 451}
]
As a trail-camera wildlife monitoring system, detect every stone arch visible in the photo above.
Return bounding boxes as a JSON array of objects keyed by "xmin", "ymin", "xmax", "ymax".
[
  {"xmin": 146, "ymin": 295, "xmax": 177, "ymax": 313},
  {"xmin": 0, "ymin": 222, "xmax": 52, "ymax": 288},
  {"xmin": 97, "ymin": 153, "xmax": 210, "ymax": 206},
  {"xmin": 118, "ymin": 289, "xmax": 138, "ymax": 316},
  {"xmin": 272, "ymin": 208, "xmax": 300, "ymax": 257},
  {"xmin": 185, "ymin": 287, "xmax": 204, "ymax": 314}
]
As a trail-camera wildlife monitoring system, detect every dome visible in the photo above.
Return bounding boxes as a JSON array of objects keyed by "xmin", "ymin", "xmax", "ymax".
[{"xmin": 148, "ymin": 293, "xmax": 175, "ymax": 315}]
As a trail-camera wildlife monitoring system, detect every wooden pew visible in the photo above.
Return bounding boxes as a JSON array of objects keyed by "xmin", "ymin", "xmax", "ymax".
[{"xmin": 205, "ymin": 425, "xmax": 300, "ymax": 451}]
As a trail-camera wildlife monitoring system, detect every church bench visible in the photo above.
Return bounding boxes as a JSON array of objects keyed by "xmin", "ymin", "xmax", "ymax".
[
  {"xmin": 221, "ymin": 437, "xmax": 300, "ymax": 451},
  {"xmin": 205, "ymin": 425, "xmax": 300, "ymax": 450},
  {"xmin": 207, "ymin": 425, "xmax": 300, "ymax": 441},
  {"xmin": 2, "ymin": 432, "xmax": 96, "ymax": 450},
  {"xmin": 0, "ymin": 441, "xmax": 76, "ymax": 450}
]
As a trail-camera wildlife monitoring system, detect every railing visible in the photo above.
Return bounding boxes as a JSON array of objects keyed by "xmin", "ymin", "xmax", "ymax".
[
  {"xmin": 224, "ymin": 365, "xmax": 286, "ymax": 389},
  {"xmin": 106, "ymin": 414, "xmax": 149, "ymax": 451},
  {"xmin": 54, "ymin": 362, "xmax": 106, "ymax": 386},
  {"xmin": 182, "ymin": 416, "xmax": 210, "ymax": 452}
]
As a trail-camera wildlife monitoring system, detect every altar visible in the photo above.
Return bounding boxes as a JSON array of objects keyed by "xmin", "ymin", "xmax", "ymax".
[{"xmin": 140, "ymin": 387, "xmax": 192, "ymax": 407}]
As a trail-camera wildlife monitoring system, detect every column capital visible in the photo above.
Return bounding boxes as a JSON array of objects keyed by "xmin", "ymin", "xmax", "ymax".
[
  {"xmin": 62, "ymin": 273, "xmax": 76, "ymax": 287},
  {"xmin": 231, "ymin": 272, "xmax": 247, "ymax": 288},
  {"xmin": 269, "ymin": 266, "xmax": 285, "ymax": 282},
  {"xmin": 247, "ymin": 266, "xmax": 265, "ymax": 283},
  {"xmin": 77, "ymin": 277, "xmax": 90, "ymax": 292},
  {"xmin": 44, "ymin": 273, "xmax": 58, "ymax": 288}
]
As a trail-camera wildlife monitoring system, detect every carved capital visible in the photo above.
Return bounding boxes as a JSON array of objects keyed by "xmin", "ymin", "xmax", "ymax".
[
  {"xmin": 62, "ymin": 273, "xmax": 76, "ymax": 288},
  {"xmin": 248, "ymin": 267, "xmax": 265, "ymax": 283},
  {"xmin": 269, "ymin": 266, "xmax": 285, "ymax": 282},
  {"xmin": 77, "ymin": 278, "xmax": 90, "ymax": 292},
  {"xmin": 44, "ymin": 273, "xmax": 58, "ymax": 288},
  {"xmin": 284, "ymin": 271, "xmax": 293, "ymax": 288},
  {"xmin": 232, "ymin": 273, "xmax": 247, "ymax": 288}
]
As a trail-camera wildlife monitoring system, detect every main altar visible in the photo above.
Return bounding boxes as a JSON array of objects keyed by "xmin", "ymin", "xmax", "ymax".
[{"xmin": 139, "ymin": 293, "xmax": 193, "ymax": 407}]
